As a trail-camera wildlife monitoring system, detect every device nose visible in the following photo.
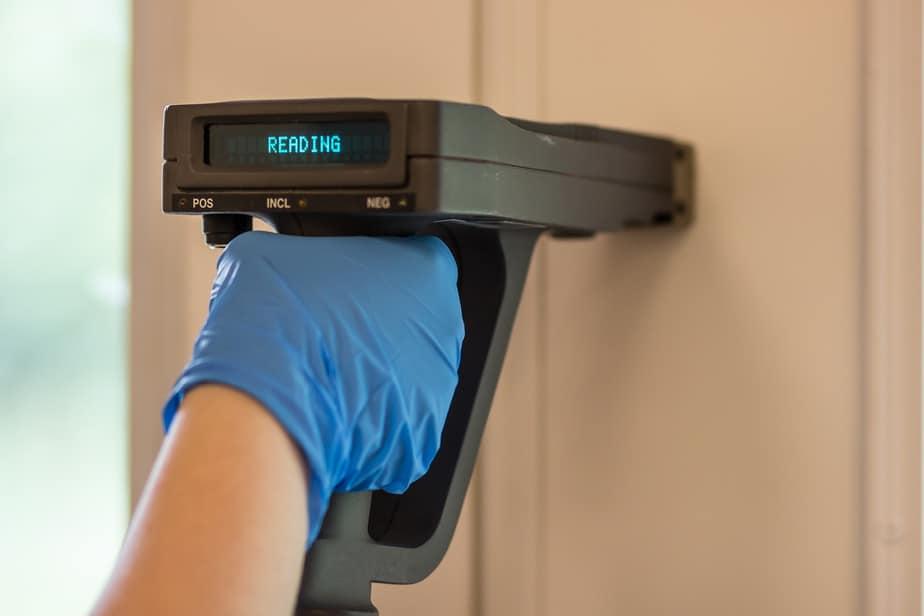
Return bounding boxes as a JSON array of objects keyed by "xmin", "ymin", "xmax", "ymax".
[{"xmin": 203, "ymin": 214, "xmax": 253, "ymax": 248}]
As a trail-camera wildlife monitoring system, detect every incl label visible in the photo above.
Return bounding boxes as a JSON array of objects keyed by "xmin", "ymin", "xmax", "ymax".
[{"xmin": 266, "ymin": 197, "xmax": 291, "ymax": 209}]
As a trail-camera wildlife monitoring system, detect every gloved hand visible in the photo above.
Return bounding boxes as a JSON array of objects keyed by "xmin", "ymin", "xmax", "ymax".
[{"xmin": 163, "ymin": 231, "xmax": 464, "ymax": 546}]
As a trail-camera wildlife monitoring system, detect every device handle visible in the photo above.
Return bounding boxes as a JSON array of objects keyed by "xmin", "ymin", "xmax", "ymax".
[{"xmin": 294, "ymin": 222, "xmax": 542, "ymax": 615}]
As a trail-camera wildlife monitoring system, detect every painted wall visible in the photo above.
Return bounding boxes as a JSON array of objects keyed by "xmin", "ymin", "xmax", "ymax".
[
  {"xmin": 536, "ymin": 2, "xmax": 862, "ymax": 614},
  {"xmin": 133, "ymin": 1, "xmax": 868, "ymax": 614}
]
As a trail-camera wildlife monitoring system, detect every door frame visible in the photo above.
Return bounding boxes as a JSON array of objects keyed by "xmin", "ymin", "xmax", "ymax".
[
  {"xmin": 129, "ymin": 0, "xmax": 191, "ymax": 505},
  {"xmin": 860, "ymin": 0, "xmax": 922, "ymax": 613}
]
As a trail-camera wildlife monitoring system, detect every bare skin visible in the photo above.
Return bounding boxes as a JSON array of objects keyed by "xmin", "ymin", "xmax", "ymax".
[{"xmin": 91, "ymin": 384, "xmax": 309, "ymax": 616}]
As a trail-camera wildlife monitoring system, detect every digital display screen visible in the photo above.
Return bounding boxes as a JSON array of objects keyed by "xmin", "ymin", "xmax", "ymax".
[{"xmin": 207, "ymin": 120, "xmax": 390, "ymax": 168}]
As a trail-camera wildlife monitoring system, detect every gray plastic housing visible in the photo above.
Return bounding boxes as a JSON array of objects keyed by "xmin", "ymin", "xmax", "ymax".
[
  {"xmin": 163, "ymin": 98, "xmax": 693, "ymax": 237},
  {"xmin": 161, "ymin": 98, "xmax": 694, "ymax": 615}
]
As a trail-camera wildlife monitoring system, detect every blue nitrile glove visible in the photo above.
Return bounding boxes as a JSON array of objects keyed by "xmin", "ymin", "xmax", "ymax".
[{"xmin": 163, "ymin": 231, "xmax": 464, "ymax": 546}]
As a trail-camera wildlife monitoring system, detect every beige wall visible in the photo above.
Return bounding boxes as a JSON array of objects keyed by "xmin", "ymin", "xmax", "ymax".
[
  {"xmin": 541, "ymin": 2, "xmax": 860, "ymax": 614},
  {"xmin": 131, "ymin": 1, "xmax": 918, "ymax": 614},
  {"xmin": 480, "ymin": 2, "xmax": 870, "ymax": 614}
]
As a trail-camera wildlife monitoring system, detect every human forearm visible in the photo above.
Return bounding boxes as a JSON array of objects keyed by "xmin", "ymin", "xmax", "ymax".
[
  {"xmin": 92, "ymin": 232, "xmax": 462, "ymax": 615},
  {"xmin": 92, "ymin": 385, "xmax": 309, "ymax": 616}
]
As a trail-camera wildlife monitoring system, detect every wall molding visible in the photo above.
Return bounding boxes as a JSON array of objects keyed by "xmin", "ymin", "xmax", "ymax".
[
  {"xmin": 129, "ymin": 0, "xmax": 190, "ymax": 506},
  {"xmin": 861, "ymin": 0, "xmax": 922, "ymax": 612}
]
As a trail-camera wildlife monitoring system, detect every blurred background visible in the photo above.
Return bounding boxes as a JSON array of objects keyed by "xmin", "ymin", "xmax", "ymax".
[
  {"xmin": 1, "ymin": 1, "xmax": 921, "ymax": 615},
  {"xmin": 0, "ymin": 1, "xmax": 128, "ymax": 613}
]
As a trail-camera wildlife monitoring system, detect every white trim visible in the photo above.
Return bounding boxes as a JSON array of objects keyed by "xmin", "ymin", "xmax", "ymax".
[
  {"xmin": 861, "ymin": 0, "xmax": 922, "ymax": 613},
  {"xmin": 128, "ymin": 0, "xmax": 189, "ymax": 505}
]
